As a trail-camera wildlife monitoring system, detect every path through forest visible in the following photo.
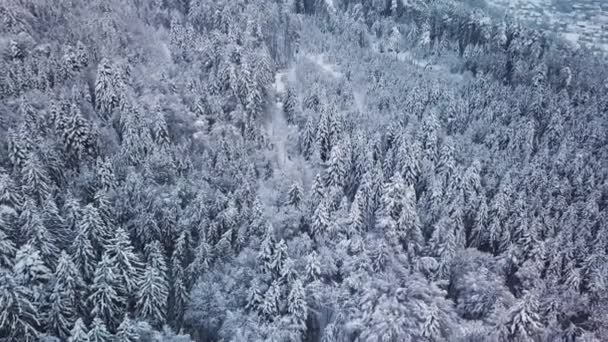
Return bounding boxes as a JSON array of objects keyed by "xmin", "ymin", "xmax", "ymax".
[{"xmin": 265, "ymin": 69, "xmax": 293, "ymax": 169}]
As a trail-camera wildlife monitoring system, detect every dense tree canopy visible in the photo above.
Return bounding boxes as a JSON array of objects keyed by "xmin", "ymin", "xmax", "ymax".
[{"xmin": 0, "ymin": 0, "xmax": 607, "ymax": 341}]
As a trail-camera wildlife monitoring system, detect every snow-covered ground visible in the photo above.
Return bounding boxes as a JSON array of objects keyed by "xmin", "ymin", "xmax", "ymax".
[
  {"xmin": 305, "ymin": 54, "xmax": 342, "ymax": 78},
  {"xmin": 265, "ymin": 71, "xmax": 292, "ymax": 169}
]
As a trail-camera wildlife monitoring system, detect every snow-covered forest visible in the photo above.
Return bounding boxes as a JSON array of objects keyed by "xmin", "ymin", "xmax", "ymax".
[{"xmin": 1, "ymin": 0, "xmax": 607, "ymax": 341}]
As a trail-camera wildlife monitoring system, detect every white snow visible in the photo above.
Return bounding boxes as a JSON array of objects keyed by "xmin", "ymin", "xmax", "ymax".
[
  {"xmin": 274, "ymin": 72, "xmax": 287, "ymax": 94},
  {"xmin": 562, "ymin": 32, "xmax": 581, "ymax": 48},
  {"xmin": 325, "ymin": 0, "xmax": 335, "ymax": 13},
  {"xmin": 353, "ymin": 90, "xmax": 366, "ymax": 113},
  {"xmin": 306, "ymin": 54, "xmax": 342, "ymax": 78},
  {"xmin": 265, "ymin": 67, "xmax": 296, "ymax": 169}
]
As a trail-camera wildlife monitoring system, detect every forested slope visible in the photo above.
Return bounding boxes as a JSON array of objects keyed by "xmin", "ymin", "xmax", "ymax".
[{"xmin": 1, "ymin": 0, "xmax": 607, "ymax": 341}]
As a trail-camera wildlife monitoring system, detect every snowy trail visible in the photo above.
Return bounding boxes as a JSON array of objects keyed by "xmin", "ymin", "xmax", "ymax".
[
  {"xmin": 305, "ymin": 54, "xmax": 342, "ymax": 78},
  {"xmin": 265, "ymin": 71, "xmax": 293, "ymax": 169}
]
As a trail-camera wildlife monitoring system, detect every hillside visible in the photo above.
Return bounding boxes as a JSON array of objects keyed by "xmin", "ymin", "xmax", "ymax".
[{"xmin": 1, "ymin": 0, "xmax": 608, "ymax": 341}]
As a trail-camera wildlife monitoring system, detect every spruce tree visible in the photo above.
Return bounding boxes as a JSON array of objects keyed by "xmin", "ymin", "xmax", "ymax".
[
  {"xmin": 0, "ymin": 228, "xmax": 16, "ymax": 269},
  {"xmin": 45, "ymin": 282, "xmax": 75, "ymax": 339},
  {"xmin": 115, "ymin": 317, "xmax": 139, "ymax": 342},
  {"xmin": 106, "ymin": 227, "xmax": 142, "ymax": 299},
  {"xmin": 283, "ymin": 86, "xmax": 298, "ymax": 124},
  {"xmin": 0, "ymin": 270, "xmax": 40, "ymax": 341},
  {"xmin": 94, "ymin": 59, "xmax": 118, "ymax": 120},
  {"xmin": 70, "ymin": 226, "xmax": 96, "ymax": 282},
  {"xmin": 68, "ymin": 318, "xmax": 89, "ymax": 342},
  {"xmin": 287, "ymin": 279, "xmax": 307, "ymax": 328},
  {"xmin": 301, "ymin": 116, "xmax": 316, "ymax": 159},
  {"xmin": 287, "ymin": 182, "xmax": 303, "ymax": 208},
  {"xmin": 21, "ymin": 153, "xmax": 51, "ymax": 204},
  {"xmin": 52, "ymin": 251, "xmax": 84, "ymax": 317},
  {"xmin": 88, "ymin": 317, "xmax": 112, "ymax": 342},
  {"xmin": 327, "ymin": 143, "xmax": 346, "ymax": 188},
  {"xmin": 135, "ymin": 265, "xmax": 169, "ymax": 327},
  {"xmin": 80, "ymin": 204, "xmax": 111, "ymax": 255},
  {"xmin": 88, "ymin": 252, "xmax": 125, "ymax": 330},
  {"xmin": 13, "ymin": 243, "xmax": 51, "ymax": 287}
]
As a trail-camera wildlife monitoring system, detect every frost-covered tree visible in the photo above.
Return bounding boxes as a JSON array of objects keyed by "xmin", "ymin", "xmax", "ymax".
[
  {"xmin": 70, "ymin": 225, "xmax": 96, "ymax": 282},
  {"xmin": 21, "ymin": 153, "xmax": 51, "ymax": 204},
  {"xmin": 106, "ymin": 227, "xmax": 142, "ymax": 299},
  {"xmin": 287, "ymin": 278, "xmax": 307, "ymax": 328},
  {"xmin": 62, "ymin": 104, "xmax": 96, "ymax": 164},
  {"xmin": 115, "ymin": 317, "xmax": 139, "ymax": 342},
  {"xmin": 13, "ymin": 243, "xmax": 50, "ymax": 287},
  {"xmin": 45, "ymin": 282, "xmax": 75, "ymax": 339},
  {"xmin": 79, "ymin": 204, "xmax": 111, "ymax": 255},
  {"xmin": 301, "ymin": 116, "xmax": 317, "ymax": 159},
  {"xmin": 287, "ymin": 182, "xmax": 303, "ymax": 208},
  {"xmin": 135, "ymin": 265, "xmax": 169, "ymax": 327},
  {"xmin": 327, "ymin": 143, "xmax": 346, "ymax": 188},
  {"xmin": 68, "ymin": 318, "xmax": 89, "ymax": 342},
  {"xmin": 88, "ymin": 317, "xmax": 112, "ymax": 342},
  {"xmin": 94, "ymin": 59, "xmax": 118, "ymax": 120},
  {"xmin": 312, "ymin": 198, "xmax": 331, "ymax": 240},
  {"xmin": 497, "ymin": 291, "xmax": 543, "ymax": 342},
  {"xmin": 88, "ymin": 253, "xmax": 125, "ymax": 330},
  {"xmin": 283, "ymin": 86, "xmax": 298, "ymax": 124},
  {"xmin": 0, "ymin": 229, "xmax": 16, "ymax": 269},
  {"xmin": 0, "ymin": 270, "xmax": 40, "ymax": 341}
]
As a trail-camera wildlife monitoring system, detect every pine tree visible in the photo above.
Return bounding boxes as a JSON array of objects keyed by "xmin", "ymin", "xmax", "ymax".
[
  {"xmin": 318, "ymin": 110, "xmax": 333, "ymax": 162},
  {"xmin": 88, "ymin": 317, "xmax": 112, "ymax": 342},
  {"xmin": 62, "ymin": 104, "xmax": 95, "ymax": 164},
  {"xmin": 21, "ymin": 153, "xmax": 51, "ymax": 204},
  {"xmin": 311, "ymin": 173, "xmax": 325, "ymax": 205},
  {"xmin": 283, "ymin": 86, "xmax": 298, "ymax": 124},
  {"xmin": 312, "ymin": 199, "xmax": 331, "ymax": 240},
  {"xmin": 169, "ymin": 263, "xmax": 188, "ymax": 330},
  {"xmin": 23, "ymin": 211, "xmax": 59, "ymax": 264},
  {"xmin": 7, "ymin": 127, "xmax": 33, "ymax": 170},
  {"xmin": 0, "ymin": 270, "xmax": 40, "ymax": 341},
  {"xmin": 258, "ymin": 224, "xmax": 275, "ymax": 274},
  {"xmin": 152, "ymin": 108, "xmax": 170, "ymax": 148},
  {"xmin": 397, "ymin": 185, "xmax": 424, "ymax": 257},
  {"xmin": 115, "ymin": 317, "xmax": 139, "ymax": 342},
  {"xmin": 381, "ymin": 172, "xmax": 407, "ymax": 220},
  {"xmin": 68, "ymin": 318, "xmax": 89, "ymax": 342},
  {"xmin": 42, "ymin": 196, "xmax": 69, "ymax": 247},
  {"xmin": 271, "ymin": 239, "xmax": 288, "ymax": 276},
  {"xmin": 144, "ymin": 241, "xmax": 168, "ymax": 280},
  {"xmin": 13, "ymin": 243, "xmax": 50, "ymax": 287},
  {"xmin": 45, "ymin": 282, "xmax": 75, "ymax": 339},
  {"xmin": 287, "ymin": 279, "xmax": 307, "ymax": 328},
  {"xmin": 0, "ymin": 228, "xmax": 16, "ymax": 269},
  {"xmin": 135, "ymin": 265, "xmax": 169, "ymax": 327},
  {"xmin": 106, "ymin": 227, "xmax": 142, "ymax": 299},
  {"xmin": 80, "ymin": 204, "xmax": 111, "ymax": 255},
  {"xmin": 70, "ymin": 226, "xmax": 96, "ymax": 282},
  {"xmin": 52, "ymin": 251, "xmax": 84, "ymax": 316},
  {"xmin": 499, "ymin": 291, "xmax": 543, "ymax": 341},
  {"xmin": 88, "ymin": 253, "xmax": 125, "ymax": 330},
  {"xmin": 261, "ymin": 280, "xmax": 281, "ymax": 319},
  {"xmin": 0, "ymin": 172, "xmax": 25, "ymax": 209},
  {"xmin": 287, "ymin": 182, "xmax": 303, "ymax": 208},
  {"xmin": 327, "ymin": 143, "xmax": 346, "ymax": 188},
  {"xmin": 306, "ymin": 251, "xmax": 321, "ymax": 281},
  {"xmin": 301, "ymin": 116, "xmax": 316, "ymax": 159},
  {"xmin": 95, "ymin": 158, "xmax": 116, "ymax": 192},
  {"xmin": 94, "ymin": 59, "xmax": 118, "ymax": 120},
  {"xmin": 246, "ymin": 279, "xmax": 264, "ymax": 315},
  {"xmin": 75, "ymin": 41, "xmax": 89, "ymax": 69},
  {"xmin": 350, "ymin": 191, "xmax": 366, "ymax": 233}
]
